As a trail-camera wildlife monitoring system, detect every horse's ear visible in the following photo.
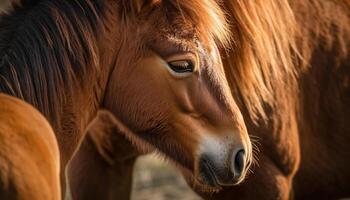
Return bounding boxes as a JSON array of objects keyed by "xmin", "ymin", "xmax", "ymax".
[{"xmin": 131, "ymin": 0, "xmax": 161, "ymax": 13}]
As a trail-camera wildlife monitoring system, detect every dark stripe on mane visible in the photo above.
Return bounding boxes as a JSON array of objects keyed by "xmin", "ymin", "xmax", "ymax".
[{"xmin": 0, "ymin": 0, "xmax": 106, "ymax": 125}]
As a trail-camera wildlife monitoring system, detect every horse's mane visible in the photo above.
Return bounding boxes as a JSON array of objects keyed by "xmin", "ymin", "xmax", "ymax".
[
  {"xmin": 0, "ymin": 0, "xmax": 107, "ymax": 125},
  {"xmin": 221, "ymin": 0, "xmax": 350, "ymax": 122},
  {"xmin": 221, "ymin": 0, "xmax": 300, "ymax": 121}
]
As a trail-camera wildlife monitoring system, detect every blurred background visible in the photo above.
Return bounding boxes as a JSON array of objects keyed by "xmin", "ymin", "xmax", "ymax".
[
  {"xmin": 131, "ymin": 154, "xmax": 202, "ymax": 200},
  {"xmin": 0, "ymin": 1, "xmax": 11, "ymax": 11},
  {"xmin": 0, "ymin": 1, "xmax": 202, "ymax": 199}
]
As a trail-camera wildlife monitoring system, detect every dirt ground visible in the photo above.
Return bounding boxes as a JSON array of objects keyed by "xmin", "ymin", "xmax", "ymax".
[{"xmin": 131, "ymin": 155, "xmax": 202, "ymax": 200}]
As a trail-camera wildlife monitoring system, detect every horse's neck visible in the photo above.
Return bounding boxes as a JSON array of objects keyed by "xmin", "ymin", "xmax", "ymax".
[{"xmin": 0, "ymin": 0, "xmax": 116, "ymax": 165}]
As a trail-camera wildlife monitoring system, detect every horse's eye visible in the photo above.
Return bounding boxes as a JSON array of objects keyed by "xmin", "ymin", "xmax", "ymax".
[{"xmin": 168, "ymin": 60, "xmax": 194, "ymax": 73}]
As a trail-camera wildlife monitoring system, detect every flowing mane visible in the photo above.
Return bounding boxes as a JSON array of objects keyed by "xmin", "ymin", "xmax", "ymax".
[
  {"xmin": 221, "ymin": 0, "xmax": 350, "ymax": 122},
  {"xmin": 221, "ymin": 0, "xmax": 300, "ymax": 121},
  {"xmin": 0, "ymin": 0, "xmax": 107, "ymax": 126}
]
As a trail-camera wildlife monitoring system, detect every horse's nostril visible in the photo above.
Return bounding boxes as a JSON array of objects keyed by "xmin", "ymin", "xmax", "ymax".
[
  {"xmin": 198, "ymin": 148, "xmax": 248, "ymax": 186},
  {"xmin": 232, "ymin": 149, "xmax": 246, "ymax": 178}
]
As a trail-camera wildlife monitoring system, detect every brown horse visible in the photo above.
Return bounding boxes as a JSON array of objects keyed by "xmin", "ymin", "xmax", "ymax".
[
  {"xmin": 70, "ymin": 0, "xmax": 350, "ymax": 199},
  {"xmin": 0, "ymin": 0, "xmax": 253, "ymax": 197},
  {"xmin": 0, "ymin": 93, "xmax": 60, "ymax": 200}
]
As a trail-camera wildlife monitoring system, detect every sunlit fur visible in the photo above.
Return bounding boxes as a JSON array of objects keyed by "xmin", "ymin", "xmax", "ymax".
[{"xmin": 0, "ymin": 94, "xmax": 60, "ymax": 200}]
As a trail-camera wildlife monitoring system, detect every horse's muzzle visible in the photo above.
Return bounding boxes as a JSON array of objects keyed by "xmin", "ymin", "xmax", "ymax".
[{"xmin": 198, "ymin": 147, "xmax": 248, "ymax": 187}]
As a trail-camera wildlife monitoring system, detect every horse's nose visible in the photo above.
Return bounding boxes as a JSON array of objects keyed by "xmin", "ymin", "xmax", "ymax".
[{"xmin": 198, "ymin": 147, "xmax": 248, "ymax": 187}]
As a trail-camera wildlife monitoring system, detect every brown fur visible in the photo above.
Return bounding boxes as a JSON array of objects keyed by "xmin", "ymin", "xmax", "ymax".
[
  {"xmin": 70, "ymin": 0, "xmax": 350, "ymax": 199},
  {"xmin": 0, "ymin": 93, "xmax": 60, "ymax": 200}
]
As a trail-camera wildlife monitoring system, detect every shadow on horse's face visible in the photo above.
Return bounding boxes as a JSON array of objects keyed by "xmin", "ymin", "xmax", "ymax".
[{"xmin": 103, "ymin": 0, "xmax": 252, "ymax": 191}]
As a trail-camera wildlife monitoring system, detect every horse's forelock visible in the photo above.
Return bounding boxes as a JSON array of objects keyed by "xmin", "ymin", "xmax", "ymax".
[
  {"xmin": 169, "ymin": 0, "xmax": 231, "ymax": 48},
  {"xmin": 120, "ymin": 0, "xmax": 230, "ymax": 48}
]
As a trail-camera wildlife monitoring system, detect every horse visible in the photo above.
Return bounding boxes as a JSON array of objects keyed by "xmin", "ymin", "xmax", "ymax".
[
  {"xmin": 69, "ymin": 0, "xmax": 350, "ymax": 199},
  {"xmin": 0, "ymin": 0, "xmax": 253, "ymax": 197},
  {"xmin": 0, "ymin": 93, "xmax": 60, "ymax": 200}
]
